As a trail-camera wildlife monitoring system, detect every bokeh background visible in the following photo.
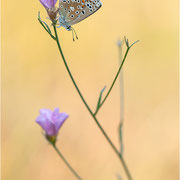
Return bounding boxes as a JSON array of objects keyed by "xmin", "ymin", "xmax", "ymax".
[{"xmin": 2, "ymin": 0, "xmax": 179, "ymax": 179}]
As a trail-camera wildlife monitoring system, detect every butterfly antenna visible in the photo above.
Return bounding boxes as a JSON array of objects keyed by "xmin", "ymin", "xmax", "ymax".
[{"xmin": 71, "ymin": 27, "xmax": 78, "ymax": 40}]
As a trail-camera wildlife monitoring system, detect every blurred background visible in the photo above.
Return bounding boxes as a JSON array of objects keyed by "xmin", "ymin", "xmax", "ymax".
[{"xmin": 2, "ymin": 0, "xmax": 179, "ymax": 179}]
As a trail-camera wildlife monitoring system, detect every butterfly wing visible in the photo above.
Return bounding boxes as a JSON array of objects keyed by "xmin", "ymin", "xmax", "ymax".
[
  {"xmin": 70, "ymin": 0, "xmax": 102, "ymax": 25},
  {"xmin": 59, "ymin": 0, "xmax": 79, "ymax": 22},
  {"xmin": 59, "ymin": 0, "xmax": 102, "ymax": 26}
]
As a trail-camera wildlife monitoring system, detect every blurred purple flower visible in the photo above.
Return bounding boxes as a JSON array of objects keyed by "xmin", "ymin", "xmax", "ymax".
[
  {"xmin": 36, "ymin": 108, "xmax": 69, "ymax": 137},
  {"xmin": 39, "ymin": 0, "xmax": 57, "ymax": 9}
]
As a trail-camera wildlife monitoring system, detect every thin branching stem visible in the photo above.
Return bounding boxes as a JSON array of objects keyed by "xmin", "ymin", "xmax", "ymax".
[
  {"xmin": 38, "ymin": 19, "xmax": 56, "ymax": 40},
  {"xmin": 118, "ymin": 40, "xmax": 124, "ymax": 155},
  {"xmin": 52, "ymin": 145, "xmax": 83, "ymax": 180},
  {"xmin": 95, "ymin": 45, "xmax": 134, "ymax": 116},
  {"xmin": 53, "ymin": 25, "xmax": 133, "ymax": 180},
  {"xmin": 38, "ymin": 12, "xmax": 56, "ymax": 40}
]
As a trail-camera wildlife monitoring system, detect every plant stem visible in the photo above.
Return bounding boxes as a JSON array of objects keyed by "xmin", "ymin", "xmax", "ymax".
[
  {"xmin": 94, "ymin": 39, "xmax": 139, "ymax": 116},
  {"xmin": 94, "ymin": 47, "xmax": 130, "ymax": 116},
  {"xmin": 52, "ymin": 145, "xmax": 83, "ymax": 180},
  {"xmin": 53, "ymin": 25, "xmax": 133, "ymax": 180},
  {"xmin": 118, "ymin": 40, "xmax": 124, "ymax": 155}
]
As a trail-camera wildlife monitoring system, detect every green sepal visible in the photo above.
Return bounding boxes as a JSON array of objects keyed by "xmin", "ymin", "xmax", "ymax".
[{"xmin": 46, "ymin": 135, "xmax": 57, "ymax": 146}]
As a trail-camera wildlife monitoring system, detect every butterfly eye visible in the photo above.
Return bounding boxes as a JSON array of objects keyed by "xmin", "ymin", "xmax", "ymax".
[
  {"xmin": 75, "ymin": 11, "xmax": 79, "ymax": 14},
  {"xmin": 71, "ymin": 14, "xmax": 74, "ymax": 18}
]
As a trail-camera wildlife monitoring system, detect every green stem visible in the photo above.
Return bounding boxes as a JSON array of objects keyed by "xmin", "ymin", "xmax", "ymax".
[
  {"xmin": 118, "ymin": 41, "xmax": 124, "ymax": 155},
  {"xmin": 94, "ymin": 47, "xmax": 130, "ymax": 116},
  {"xmin": 94, "ymin": 39, "xmax": 139, "ymax": 116},
  {"xmin": 52, "ymin": 145, "xmax": 83, "ymax": 180},
  {"xmin": 38, "ymin": 19, "xmax": 56, "ymax": 40},
  {"xmin": 53, "ymin": 25, "xmax": 133, "ymax": 180}
]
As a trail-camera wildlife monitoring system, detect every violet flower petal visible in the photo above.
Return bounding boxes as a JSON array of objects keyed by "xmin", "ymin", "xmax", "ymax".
[
  {"xmin": 54, "ymin": 112, "xmax": 69, "ymax": 134},
  {"xmin": 40, "ymin": 109, "xmax": 52, "ymax": 120},
  {"xmin": 51, "ymin": 107, "xmax": 60, "ymax": 123},
  {"xmin": 36, "ymin": 108, "xmax": 68, "ymax": 137},
  {"xmin": 39, "ymin": 0, "xmax": 57, "ymax": 9},
  {"xmin": 36, "ymin": 114, "xmax": 56, "ymax": 136}
]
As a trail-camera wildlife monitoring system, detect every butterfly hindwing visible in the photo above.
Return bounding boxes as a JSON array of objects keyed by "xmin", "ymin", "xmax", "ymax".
[
  {"xmin": 59, "ymin": 0, "xmax": 102, "ymax": 27},
  {"xmin": 70, "ymin": 0, "xmax": 102, "ymax": 25}
]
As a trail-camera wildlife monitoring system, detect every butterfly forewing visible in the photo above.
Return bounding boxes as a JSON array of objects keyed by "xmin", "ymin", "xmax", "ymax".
[{"xmin": 59, "ymin": 0, "xmax": 102, "ymax": 27}]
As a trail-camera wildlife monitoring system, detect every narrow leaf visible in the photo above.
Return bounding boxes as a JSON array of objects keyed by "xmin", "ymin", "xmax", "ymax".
[
  {"xmin": 42, "ymin": 20, "xmax": 52, "ymax": 34},
  {"xmin": 38, "ymin": 12, "xmax": 51, "ymax": 34},
  {"xmin": 38, "ymin": 11, "xmax": 41, "ymax": 21},
  {"xmin": 124, "ymin": 36, "xmax": 129, "ymax": 48},
  {"xmin": 95, "ymin": 86, "xmax": 106, "ymax": 113},
  {"xmin": 38, "ymin": 12, "xmax": 56, "ymax": 40}
]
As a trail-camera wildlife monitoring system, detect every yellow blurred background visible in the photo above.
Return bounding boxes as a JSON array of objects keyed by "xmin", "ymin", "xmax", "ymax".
[{"xmin": 2, "ymin": 0, "xmax": 179, "ymax": 179}]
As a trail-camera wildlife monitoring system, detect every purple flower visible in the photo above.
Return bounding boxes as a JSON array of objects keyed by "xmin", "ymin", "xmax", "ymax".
[
  {"xmin": 36, "ymin": 108, "xmax": 69, "ymax": 137},
  {"xmin": 39, "ymin": 0, "xmax": 58, "ymax": 22},
  {"xmin": 39, "ymin": 0, "xmax": 57, "ymax": 9}
]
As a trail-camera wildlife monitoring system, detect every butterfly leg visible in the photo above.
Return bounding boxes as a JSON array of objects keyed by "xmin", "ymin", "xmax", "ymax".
[{"xmin": 72, "ymin": 27, "xmax": 78, "ymax": 40}]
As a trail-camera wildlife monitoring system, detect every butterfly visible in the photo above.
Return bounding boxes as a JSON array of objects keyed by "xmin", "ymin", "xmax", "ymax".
[{"xmin": 58, "ymin": 0, "xmax": 102, "ymax": 40}]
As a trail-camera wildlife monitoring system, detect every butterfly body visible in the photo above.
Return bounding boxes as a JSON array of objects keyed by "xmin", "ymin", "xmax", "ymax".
[{"xmin": 58, "ymin": 0, "xmax": 102, "ymax": 30}]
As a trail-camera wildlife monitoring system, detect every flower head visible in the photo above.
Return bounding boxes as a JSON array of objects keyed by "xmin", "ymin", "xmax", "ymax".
[
  {"xmin": 39, "ymin": 0, "xmax": 59, "ymax": 22},
  {"xmin": 40, "ymin": 0, "xmax": 57, "ymax": 9},
  {"xmin": 36, "ymin": 108, "xmax": 69, "ymax": 138}
]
